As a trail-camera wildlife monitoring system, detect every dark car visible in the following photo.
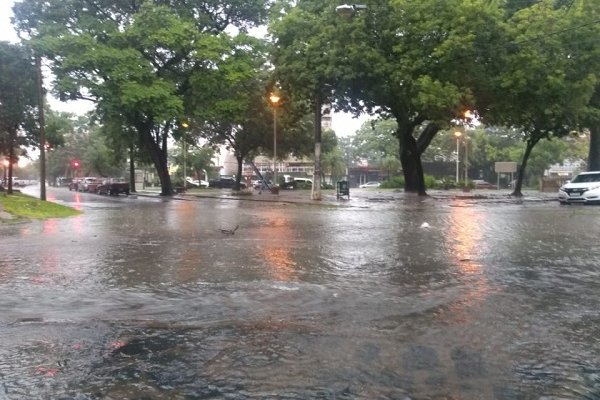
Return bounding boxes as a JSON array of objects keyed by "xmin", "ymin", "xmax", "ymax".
[
  {"xmin": 473, "ymin": 180, "xmax": 497, "ymax": 189},
  {"xmin": 96, "ymin": 178, "xmax": 130, "ymax": 195},
  {"xmin": 209, "ymin": 177, "xmax": 246, "ymax": 189}
]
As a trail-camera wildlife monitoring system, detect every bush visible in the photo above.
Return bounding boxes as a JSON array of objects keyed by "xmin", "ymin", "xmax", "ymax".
[
  {"xmin": 433, "ymin": 176, "xmax": 457, "ymax": 190},
  {"xmin": 380, "ymin": 176, "xmax": 405, "ymax": 188},
  {"xmin": 424, "ymin": 174, "xmax": 438, "ymax": 189},
  {"xmin": 297, "ymin": 181, "xmax": 313, "ymax": 190}
]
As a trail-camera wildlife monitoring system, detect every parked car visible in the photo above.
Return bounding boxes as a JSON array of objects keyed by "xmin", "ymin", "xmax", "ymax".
[
  {"xmin": 359, "ymin": 181, "xmax": 381, "ymax": 188},
  {"xmin": 281, "ymin": 176, "xmax": 313, "ymax": 189},
  {"xmin": 79, "ymin": 177, "xmax": 101, "ymax": 193},
  {"xmin": 472, "ymin": 180, "xmax": 497, "ymax": 189},
  {"xmin": 558, "ymin": 171, "xmax": 600, "ymax": 204},
  {"xmin": 185, "ymin": 177, "xmax": 209, "ymax": 188},
  {"xmin": 209, "ymin": 177, "xmax": 246, "ymax": 189},
  {"xmin": 56, "ymin": 177, "xmax": 73, "ymax": 187},
  {"xmin": 69, "ymin": 178, "xmax": 82, "ymax": 191},
  {"xmin": 253, "ymin": 179, "xmax": 271, "ymax": 190},
  {"xmin": 96, "ymin": 178, "xmax": 130, "ymax": 196},
  {"xmin": 11, "ymin": 177, "xmax": 37, "ymax": 187}
]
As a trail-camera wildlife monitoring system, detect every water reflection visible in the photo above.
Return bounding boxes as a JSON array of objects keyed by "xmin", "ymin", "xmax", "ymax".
[
  {"xmin": 443, "ymin": 202, "xmax": 491, "ymax": 317},
  {"xmin": 257, "ymin": 209, "xmax": 297, "ymax": 282}
]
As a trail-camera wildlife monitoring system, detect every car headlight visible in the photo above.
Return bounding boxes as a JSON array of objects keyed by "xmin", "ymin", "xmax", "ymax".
[{"xmin": 589, "ymin": 185, "xmax": 600, "ymax": 191}]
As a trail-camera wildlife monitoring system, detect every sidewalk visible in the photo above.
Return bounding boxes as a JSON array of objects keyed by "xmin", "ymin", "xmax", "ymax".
[{"xmin": 136, "ymin": 187, "xmax": 559, "ymax": 206}]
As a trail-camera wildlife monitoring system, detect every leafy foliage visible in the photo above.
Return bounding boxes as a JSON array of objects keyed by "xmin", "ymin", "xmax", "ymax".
[{"xmin": 13, "ymin": 0, "xmax": 269, "ymax": 195}]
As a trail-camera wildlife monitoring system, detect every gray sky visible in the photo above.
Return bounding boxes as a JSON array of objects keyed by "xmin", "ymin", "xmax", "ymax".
[{"xmin": 0, "ymin": 0, "xmax": 369, "ymax": 135}]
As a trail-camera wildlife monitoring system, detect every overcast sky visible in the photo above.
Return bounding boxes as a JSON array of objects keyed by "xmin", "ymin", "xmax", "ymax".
[{"xmin": 0, "ymin": 0, "xmax": 369, "ymax": 136}]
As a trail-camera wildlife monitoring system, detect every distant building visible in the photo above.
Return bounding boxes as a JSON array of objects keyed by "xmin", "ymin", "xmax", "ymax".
[
  {"xmin": 545, "ymin": 159, "xmax": 586, "ymax": 178},
  {"xmin": 215, "ymin": 104, "xmax": 334, "ymax": 181}
]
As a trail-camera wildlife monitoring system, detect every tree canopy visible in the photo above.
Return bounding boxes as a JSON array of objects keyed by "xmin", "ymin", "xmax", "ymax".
[
  {"xmin": 270, "ymin": 0, "xmax": 505, "ymax": 195},
  {"xmin": 13, "ymin": 0, "xmax": 269, "ymax": 195},
  {"xmin": 0, "ymin": 41, "xmax": 38, "ymax": 193}
]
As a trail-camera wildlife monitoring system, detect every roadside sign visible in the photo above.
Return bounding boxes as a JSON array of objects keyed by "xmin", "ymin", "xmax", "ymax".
[{"xmin": 495, "ymin": 162, "xmax": 517, "ymax": 173}]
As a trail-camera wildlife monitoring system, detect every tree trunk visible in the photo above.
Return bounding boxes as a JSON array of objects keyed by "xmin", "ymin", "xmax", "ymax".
[
  {"xmin": 511, "ymin": 136, "xmax": 540, "ymax": 197},
  {"xmin": 129, "ymin": 145, "xmax": 136, "ymax": 193},
  {"xmin": 7, "ymin": 129, "xmax": 16, "ymax": 195},
  {"xmin": 140, "ymin": 127, "xmax": 172, "ymax": 196},
  {"xmin": 396, "ymin": 121, "xmax": 426, "ymax": 195},
  {"xmin": 588, "ymin": 125, "xmax": 600, "ymax": 171},
  {"xmin": 235, "ymin": 155, "xmax": 244, "ymax": 190}
]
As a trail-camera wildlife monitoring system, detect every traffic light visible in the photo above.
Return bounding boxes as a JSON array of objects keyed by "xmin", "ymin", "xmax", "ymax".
[{"xmin": 72, "ymin": 160, "xmax": 80, "ymax": 168}]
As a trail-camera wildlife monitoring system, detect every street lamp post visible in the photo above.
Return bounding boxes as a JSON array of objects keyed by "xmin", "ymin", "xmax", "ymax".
[
  {"xmin": 454, "ymin": 131, "xmax": 462, "ymax": 182},
  {"xmin": 181, "ymin": 122, "xmax": 189, "ymax": 189},
  {"xmin": 464, "ymin": 136, "xmax": 469, "ymax": 183},
  {"xmin": 269, "ymin": 93, "xmax": 281, "ymax": 189},
  {"xmin": 35, "ymin": 54, "xmax": 47, "ymax": 201}
]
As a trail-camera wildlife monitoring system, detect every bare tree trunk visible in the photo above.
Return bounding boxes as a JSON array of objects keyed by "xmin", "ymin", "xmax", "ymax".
[
  {"xmin": 235, "ymin": 155, "xmax": 244, "ymax": 191},
  {"xmin": 588, "ymin": 125, "xmax": 600, "ymax": 171},
  {"xmin": 129, "ymin": 145, "xmax": 136, "ymax": 193},
  {"xmin": 7, "ymin": 129, "xmax": 15, "ymax": 195},
  {"xmin": 397, "ymin": 121, "xmax": 426, "ymax": 195},
  {"xmin": 140, "ymin": 128, "xmax": 172, "ymax": 196},
  {"xmin": 511, "ymin": 136, "xmax": 540, "ymax": 197}
]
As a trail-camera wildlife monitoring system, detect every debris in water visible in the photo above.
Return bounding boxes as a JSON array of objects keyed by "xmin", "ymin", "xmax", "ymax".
[{"xmin": 220, "ymin": 225, "xmax": 239, "ymax": 235}]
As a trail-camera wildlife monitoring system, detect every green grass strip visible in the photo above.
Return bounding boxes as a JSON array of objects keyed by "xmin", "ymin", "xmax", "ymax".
[{"xmin": 0, "ymin": 192, "xmax": 81, "ymax": 220}]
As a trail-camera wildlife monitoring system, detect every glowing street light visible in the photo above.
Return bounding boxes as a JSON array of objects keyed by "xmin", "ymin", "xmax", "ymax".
[{"xmin": 269, "ymin": 93, "xmax": 281, "ymax": 189}]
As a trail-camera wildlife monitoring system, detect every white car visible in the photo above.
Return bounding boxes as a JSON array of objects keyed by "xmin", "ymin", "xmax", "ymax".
[
  {"xmin": 558, "ymin": 171, "xmax": 600, "ymax": 204},
  {"xmin": 360, "ymin": 181, "xmax": 381, "ymax": 188},
  {"xmin": 186, "ymin": 177, "xmax": 209, "ymax": 188}
]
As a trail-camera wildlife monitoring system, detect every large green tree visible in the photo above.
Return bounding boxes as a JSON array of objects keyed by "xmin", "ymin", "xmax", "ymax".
[
  {"xmin": 0, "ymin": 41, "xmax": 38, "ymax": 194},
  {"xmin": 271, "ymin": 0, "xmax": 504, "ymax": 195},
  {"xmin": 480, "ymin": 0, "xmax": 600, "ymax": 196},
  {"xmin": 13, "ymin": 0, "xmax": 268, "ymax": 195},
  {"xmin": 351, "ymin": 119, "xmax": 399, "ymax": 166},
  {"xmin": 185, "ymin": 34, "xmax": 274, "ymax": 190}
]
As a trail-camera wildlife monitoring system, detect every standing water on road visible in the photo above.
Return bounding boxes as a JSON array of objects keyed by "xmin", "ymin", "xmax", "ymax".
[{"xmin": 0, "ymin": 187, "xmax": 599, "ymax": 399}]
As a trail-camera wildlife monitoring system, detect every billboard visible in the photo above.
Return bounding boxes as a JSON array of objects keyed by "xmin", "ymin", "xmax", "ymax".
[{"xmin": 495, "ymin": 162, "xmax": 517, "ymax": 173}]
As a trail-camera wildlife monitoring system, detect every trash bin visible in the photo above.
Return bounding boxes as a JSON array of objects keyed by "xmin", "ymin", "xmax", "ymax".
[{"xmin": 336, "ymin": 181, "xmax": 349, "ymax": 199}]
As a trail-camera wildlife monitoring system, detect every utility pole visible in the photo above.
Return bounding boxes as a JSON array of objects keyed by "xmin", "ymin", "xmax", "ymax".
[
  {"xmin": 35, "ymin": 54, "xmax": 46, "ymax": 201},
  {"xmin": 464, "ymin": 136, "xmax": 469, "ymax": 183},
  {"xmin": 312, "ymin": 91, "xmax": 322, "ymax": 200}
]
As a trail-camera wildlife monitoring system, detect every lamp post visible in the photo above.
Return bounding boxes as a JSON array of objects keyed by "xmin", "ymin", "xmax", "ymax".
[
  {"xmin": 269, "ymin": 93, "xmax": 281, "ymax": 188},
  {"xmin": 181, "ymin": 121, "xmax": 189, "ymax": 189},
  {"xmin": 464, "ymin": 135, "xmax": 469, "ymax": 183},
  {"xmin": 462, "ymin": 110, "xmax": 473, "ymax": 184},
  {"xmin": 35, "ymin": 54, "xmax": 47, "ymax": 201},
  {"xmin": 454, "ymin": 131, "xmax": 462, "ymax": 182}
]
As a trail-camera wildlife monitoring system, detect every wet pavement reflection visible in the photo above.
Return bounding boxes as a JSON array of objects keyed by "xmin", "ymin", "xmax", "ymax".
[{"xmin": 0, "ymin": 187, "xmax": 599, "ymax": 399}]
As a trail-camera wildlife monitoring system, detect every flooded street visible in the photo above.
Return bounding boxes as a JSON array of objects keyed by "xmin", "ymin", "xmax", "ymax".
[{"xmin": 1, "ymin": 187, "xmax": 599, "ymax": 399}]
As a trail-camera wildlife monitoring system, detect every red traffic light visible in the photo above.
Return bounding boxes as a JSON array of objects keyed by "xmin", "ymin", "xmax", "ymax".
[{"xmin": 72, "ymin": 160, "xmax": 80, "ymax": 168}]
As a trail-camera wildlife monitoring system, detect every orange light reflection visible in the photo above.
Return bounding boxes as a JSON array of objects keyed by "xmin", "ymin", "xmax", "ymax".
[
  {"xmin": 441, "ymin": 203, "xmax": 492, "ymax": 324},
  {"xmin": 257, "ymin": 210, "xmax": 297, "ymax": 282}
]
